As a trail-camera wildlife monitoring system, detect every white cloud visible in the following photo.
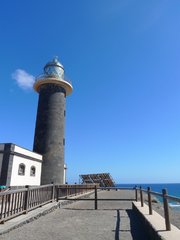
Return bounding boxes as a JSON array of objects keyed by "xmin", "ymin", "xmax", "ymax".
[{"xmin": 12, "ymin": 69, "xmax": 35, "ymax": 90}]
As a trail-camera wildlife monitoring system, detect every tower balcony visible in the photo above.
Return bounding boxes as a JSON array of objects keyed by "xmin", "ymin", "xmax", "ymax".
[{"xmin": 34, "ymin": 74, "xmax": 73, "ymax": 96}]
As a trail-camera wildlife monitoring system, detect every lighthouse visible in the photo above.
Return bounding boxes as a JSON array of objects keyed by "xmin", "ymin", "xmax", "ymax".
[{"xmin": 33, "ymin": 57, "xmax": 73, "ymax": 184}]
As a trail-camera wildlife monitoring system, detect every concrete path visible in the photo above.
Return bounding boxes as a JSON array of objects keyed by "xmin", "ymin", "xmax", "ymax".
[{"xmin": 0, "ymin": 190, "xmax": 148, "ymax": 240}]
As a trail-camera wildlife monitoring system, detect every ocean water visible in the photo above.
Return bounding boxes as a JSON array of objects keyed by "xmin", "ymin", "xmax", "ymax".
[{"xmin": 116, "ymin": 183, "xmax": 180, "ymax": 210}]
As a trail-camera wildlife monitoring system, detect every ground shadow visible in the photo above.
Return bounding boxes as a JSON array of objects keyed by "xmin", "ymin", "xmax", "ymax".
[
  {"xmin": 62, "ymin": 207, "xmax": 149, "ymax": 239},
  {"xmin": 126, "ymin": 209, "xmax": 150, "ymax": 240},
  {"xmin": 112, "ymin": 209, "xmax": 150, "ymax": 240},
  {"xmin": 115, "ymin": 210, "xmax": 120, "ymax": 240}
]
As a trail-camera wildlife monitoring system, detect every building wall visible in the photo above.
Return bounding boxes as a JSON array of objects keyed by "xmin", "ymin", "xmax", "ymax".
[
  {"xmin": 14, "ymin": 145, "xmax": 42, "ymax": 160},
  {"xmin": 0, "ymin": 143, "xmax": 42, "ymax": 186},
  {"xmin": 0, "ymin": 143, "xmax": 13, "ymax": 186},
  {"xmin": 0, "ymin": 144, "xmax": 68, "ymax": 186},
  {"xmin": 10, "ymin": 155, "xmax": 42, "ymax": 186}
]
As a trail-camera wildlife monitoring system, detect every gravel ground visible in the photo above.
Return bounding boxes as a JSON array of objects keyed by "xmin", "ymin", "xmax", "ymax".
[{"xmin": 0, "ymin": 190, "xmax": 148, "ymax": 240}]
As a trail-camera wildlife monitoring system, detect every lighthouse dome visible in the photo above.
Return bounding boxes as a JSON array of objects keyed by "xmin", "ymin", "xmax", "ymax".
[
  {"xmin": 44, "ymin": 57, "xmax": 64, "ymax": 79},
  {"xmin": 34, "ymin": 57, "xmax": 73, "ymax": 95}
]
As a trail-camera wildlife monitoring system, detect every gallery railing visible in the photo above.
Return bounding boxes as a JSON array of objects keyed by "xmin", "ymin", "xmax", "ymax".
[
  {"xmin": 136, "ymin": 186, "xmax": 180, "ymax": 231},
  {"xmin": 36, "ymin": 74, "xmax": 72, "ymax": 86}
]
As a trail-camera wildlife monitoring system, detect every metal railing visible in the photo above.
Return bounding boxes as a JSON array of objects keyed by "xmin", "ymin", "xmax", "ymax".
[
  {"xmin": 136, "ymin": 186, "xmax": 180, "ymax": 231},
  {"xmin": 0, "ymin": 184, "xmax": 94, "ymax": 224},
  {"xmin": 56, "ymin": 186, "xmax": 136, "ymax": 210}
]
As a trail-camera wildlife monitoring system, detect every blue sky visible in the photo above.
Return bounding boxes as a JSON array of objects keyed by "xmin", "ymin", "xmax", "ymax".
[{"xmin": 0, "ymin": 0, "xmax": 180, "ymax": 183}]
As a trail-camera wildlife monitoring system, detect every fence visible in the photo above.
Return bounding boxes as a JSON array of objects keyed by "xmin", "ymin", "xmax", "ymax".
[
  {"xmin": 136, "ymin": 186, "xmax": 180, "ymax": 231},
  {"xmin": 1, "ymin": 184, "xmax": 179, "ymax": 231},
  {"xmin": 56, "ymin": 186, "xmax": 136, "ymax": 209},
  {"xmin": 0, "ymin": 184, "xmax": 94, "ymax": 224},
  {"xmin": 56, "ymin": 184, "xmax": 96, "ymax": 200},
  {"xmin": 57, "ymin": 185, "xmax": 180, "ymax": 231}
]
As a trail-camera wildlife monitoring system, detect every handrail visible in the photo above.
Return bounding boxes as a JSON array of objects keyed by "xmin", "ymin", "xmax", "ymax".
[
  {"xmin": 167, "ymin": 195, "xmax": 180, "ymax": 203},
  {"xmin": 30, "ymin": 184, "xmax": 53, "ymax": 190},
  {"xmin": 141, "ymin": 188, "xmax": 180, "ymax": 202},
  {"xmin": 136, "ymin": 186, "xmax": 180, "ymax": 231},
  {"xmin": 148, "ymin": 191, "xmax": 163, "ymax": 197},
  {"xmin": 0, "ymin": 184, "xmax": 95, "ymax": 224},
  {"xmin": 0, "ymin": 188, "xmax": 27, "ymax": 196}
]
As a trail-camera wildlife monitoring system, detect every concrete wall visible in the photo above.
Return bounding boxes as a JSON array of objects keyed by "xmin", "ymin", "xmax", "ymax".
[
  {"xmin": 14, "ymin": 145, "xmax": 42, "ymax": 161},
  {"xmin": 10, "ymin": 155, "xmax": 42, "ymax": 186},
  {"xmin": 132, "ymin": 202, "xmax": 180, "ymax": 240}
]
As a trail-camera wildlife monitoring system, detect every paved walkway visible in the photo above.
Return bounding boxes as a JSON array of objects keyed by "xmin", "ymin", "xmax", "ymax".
[{"xmin": 0, "ymin": 190, "xmax": 148, "ymax": 240}]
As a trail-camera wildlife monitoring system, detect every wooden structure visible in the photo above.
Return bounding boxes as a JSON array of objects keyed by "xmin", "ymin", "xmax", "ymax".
[
  {"xmin": 0, "ymin": 184, "xmax": 94, "ymax": 224},
  {"xmin": 79, "ymin": 173, "xmax": 115, "ymax": 187},
  {"xmin": 0, "ymin": 184, "xmax": 180, "ymax": 231}
]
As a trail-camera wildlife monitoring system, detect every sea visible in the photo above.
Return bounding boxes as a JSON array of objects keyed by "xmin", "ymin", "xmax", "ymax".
[{"xmin": 116, "ymin": 183, "xmax": 180, "ymax": 211}]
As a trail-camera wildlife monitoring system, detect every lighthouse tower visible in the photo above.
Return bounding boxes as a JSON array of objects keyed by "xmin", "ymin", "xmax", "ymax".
[{"xmin": 33, "ymin": 57, "xmax": 73, "ymax": 184}]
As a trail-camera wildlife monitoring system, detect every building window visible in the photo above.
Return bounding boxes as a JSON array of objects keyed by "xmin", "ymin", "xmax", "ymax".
[
  {"xmin": 30, "ymin": 166, "xmax": 36, "ymax": 176},
  {"xmin": 18, "ymin": 163, "xmax": 25, "ymax": 176}
]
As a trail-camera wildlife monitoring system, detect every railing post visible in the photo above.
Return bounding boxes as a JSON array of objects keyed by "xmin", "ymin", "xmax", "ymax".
[
  {"xmin": 94, "ymin": 185, "xmax": 98, "ymax": 210},
  {"xmin": 24, "ymin": 185, "xmax": 30, "ymax": 214},
  {"xmin": 66, "ymin": 185, "xmax": 68, "ymax": 197},
  {"xmin": 162, "ymin": 189, "xmax": 171, "ymax": 231},
  {"xmin": 147, "ymin": 187, "xmax": 152, "ymax": 215},
  {"xmin": 75, "ymin": 183, "xmax": 77, "ymax": 196},
  {"xmin": 51, "ymin": 182, "xmax": 55, "ymax": 202},
  {"xmin": 140, "ymin": 186, "xmax": 144, "ymax": 207},
  {"xmin": 65, "ymin": 185, "xmax": 67, "ymax": 197},
  {"xmin": 135, "ymin": 186, "xmax": 138, "ymax": 201},
  {"xmin": 56, "ymin": 187, "xmax": 59, "ymax": 202}
]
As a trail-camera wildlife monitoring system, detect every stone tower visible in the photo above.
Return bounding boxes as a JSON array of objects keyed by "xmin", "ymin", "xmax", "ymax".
[{"xmin": 33, "ymin": 57, "xmax": 73, "ymax": 184}]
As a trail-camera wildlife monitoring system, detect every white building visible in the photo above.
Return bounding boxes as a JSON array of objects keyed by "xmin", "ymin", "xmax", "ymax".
[
  {"xmin": 0, "ymin": 143, "xmax": 67, "ymax": 187},
  {"xmin": 0, "ymin": 143, "xmax": 42, "ymax": 186}
]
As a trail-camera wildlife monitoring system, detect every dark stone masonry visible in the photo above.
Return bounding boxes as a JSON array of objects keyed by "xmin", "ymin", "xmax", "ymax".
[{"xmin": 33, "ymin": 83, "xmax": 66, "ymax": 185}]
